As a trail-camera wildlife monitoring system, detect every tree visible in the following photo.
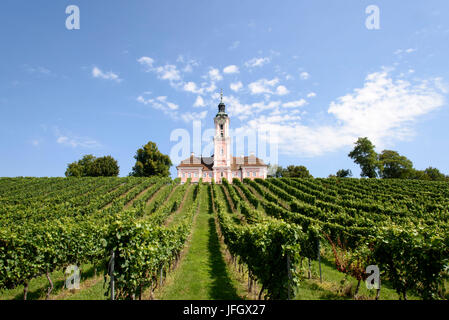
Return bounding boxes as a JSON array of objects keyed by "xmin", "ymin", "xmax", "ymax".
[
  {"xmin": 424, "ymin": 167, "xmax": 446, "ymax": 181},
  {"xmin": 378, "ymin": 150, "xmax": 413, "ymax": 179},
  {"xmin": 65, "ymin": 161, "xmax": 84, "ymax": 177},
  {"xmin": 282, "ymin": 165, "xmax": 313, "ymax": 178},
  {"xmin": 336, "ymin": 169, "xmax": 352, "ymax": 178},
  {"xmin": 130, "ymin": 141, "xmax": 172, "ymax": 177},
  {"xmin": 267, "ymin": 164, "xmax": 283, "ymax": 178},
  {"xmin": 65, "ymin": 155, "xmax": 119, "ymax": 177},
  {"xmin": 89, "ymin": 155, "xmax": 119, "ymax": 177},
  {"xmin": 407, "ymin": 169, "xmax": 430, "ymax": 181},
  {"xmin": 348, "ymin": 137, "xmax": 379, "ymax": 178}
]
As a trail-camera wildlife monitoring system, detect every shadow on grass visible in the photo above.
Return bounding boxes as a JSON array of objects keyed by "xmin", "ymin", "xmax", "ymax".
[
  {"xmin": 12, "ymin": 264, "xmax": 98, "ymax": 300},
  {"xmin": 207, "ymin": 216, "xmax": 242, "ymax": 300}
]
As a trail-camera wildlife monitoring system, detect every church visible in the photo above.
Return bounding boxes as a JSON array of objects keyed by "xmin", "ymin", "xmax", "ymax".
[{"xmin": 177, "ymin": 95, "xmax": 268, "ymax": 184}]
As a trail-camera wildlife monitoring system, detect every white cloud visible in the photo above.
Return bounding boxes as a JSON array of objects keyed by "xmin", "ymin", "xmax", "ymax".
[
  {"xmin": 282, "ymin": 99, "xmax": 307, "ymax": 108},
  {"xmin": 394, "ymin": 48, "xmax": 416, "ymax": 55},
  {"xmin": 229, "ymin": 41, "xmax": 240, "ymax": 50},
  {"xmin": 208, "ymin": 68, "xmax": 223, "ymax": 81},
  {"xmin": 56, "ymin": 136, "xmax": 100, "ymax": 148},
  {"xmin": 154, "ymin": 64, "xmax": 181, "ymax": 82},
  {"xmin": 92, "ymin": 67, "xmax": 122, "ymax": 82},
  {"xmin": 307, "ymin": 92, "xmax": 317, "ymax": 98},
  {"xmin": 221, "ymin": 95, "xmax": 282, "ymax": 121},
  {"xmin": 223, "ymin": 65, "xmax": 239, "ymax": 74},
  {"xmin": 248, "ymin": 78, "xmax": 279, "ymax": 95},
  {"xmin": 23, "ymin": 65, "xmax": 52, "ymax": 75},
  {"xmin": 137, "ymin": 95, "xmax": 179, "ymax": 113},
  {"xmin": 138, "ymin": 56, "xmax": 182, "ymax": 86},
  {"xmin": 327, "ymin": 70, "xmax": 445, "ymax": 144},
  {"xmin": 181, "ymin": 111, "xmax": 208, "ymax": 123},
  {"xmin": 276, "ymin": 85, "xmax": 289, "ymax": 96},
  {"xmin": 137, "ymin": 56, "xmax": 154, "ymax": 68},
  {"xmin": 183, "ymin": 81, "xmax": 204, "ymax": 95},
  {"xmin": 138, "ymin": 94, "xmax": 207, "ymax": 122},
  {"xmin": 230, "ymin": 81, "xmax": 243, "ymax": 92},
  {"xmin": 234, "ymin": 69, "xmax": 446, "ymax": 157},
  {"xmin": 53, "ymin": 127, "xmax": 101, "ymax": 149},
  {"xmin": 244, "ymin": 57, "xmax": 270, "ymax": 68},
  {"xmin": 177, "ymin": 56, "xmax": 199, "ymax": 73},
  {"xmin": 193, "ymin": 96, "xmax": 206, "ymax": 107},
  {"xmin": 300, "ymin": 72, "xmax": 310, "ymax": 80}
]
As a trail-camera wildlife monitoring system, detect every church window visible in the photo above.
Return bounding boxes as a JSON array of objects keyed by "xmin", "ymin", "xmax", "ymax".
[{"xmin": 221, "ymin": 148, "xmax": 224, "ymax": 155}]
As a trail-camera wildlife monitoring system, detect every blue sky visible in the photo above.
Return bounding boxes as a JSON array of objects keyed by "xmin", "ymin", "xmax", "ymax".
[{"xmin": 1, "ymin": 0, "xmax": 448, "ymax": 178}]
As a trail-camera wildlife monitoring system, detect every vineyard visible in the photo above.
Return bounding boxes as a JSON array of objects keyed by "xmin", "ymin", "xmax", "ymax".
[{"xmin": 0, "ymin": 177, "xmax": 448, "ymax": 300}]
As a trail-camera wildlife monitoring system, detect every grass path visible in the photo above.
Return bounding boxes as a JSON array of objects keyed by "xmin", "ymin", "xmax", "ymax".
[{"xmin": 156, "ymin": 185, "xmax": 244, "ymax": 300}]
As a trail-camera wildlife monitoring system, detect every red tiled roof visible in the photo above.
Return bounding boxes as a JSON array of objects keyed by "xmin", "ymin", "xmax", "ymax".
[
  {"xmin": 231, "ymin": 156, "xmax": 267, "ymax": 170},
  {"xmin": 176, "ymin": 156, "xmax": 214, "ymax": 170},
  {"xmin": 177, "ymin": 155, "xmax": 267, "ymax": 170}
]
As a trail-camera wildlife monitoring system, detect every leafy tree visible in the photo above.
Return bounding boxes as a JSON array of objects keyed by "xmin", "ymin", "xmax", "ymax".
[
  {"xmin": 65, "ymin": 155, "xmax": 119, "ymax": 177},
  {"xmin": 424, "ymin": 167, "xmax": 446, "ymax": 181},
  {"xmin": 282, "ymin": 165, "xmax": 313, "ymax": 178},
  {"xmin": 348, "ymin": 137, "xmax": 379, "ymax": 178},
  {"xmin": 130, "ymin": 141, "xmax": 172, "ymax": 177},
  {"xmin": 65, "ymin": 161, "xmax": 84, "ymax": 177},
  {"xmin": 378, "ymin": 150, "xmax": 413, "ymax": 179},
  {"xmin": 267, "ymin": 164, "xmax": 283, "ymax": 178},
  {"xmin": 336, "ymin": 169, "xmax": 352, "ymax": 178},
  {"xmin": 407, "ymin": 169, "xmax": 430, "ymax": 181},
  {"xmin": 90, "ymin": 155, "xmax": 119, "ymax": 177}
]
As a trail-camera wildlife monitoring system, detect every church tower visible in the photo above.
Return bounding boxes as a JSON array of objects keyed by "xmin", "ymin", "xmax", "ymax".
[
  {"xmin": 213, "ymin": 91, "xmax": 231, "ymax": 182},
  {"xmin": 176, "ymin": 90, "xmax": 268, "ymax": 184}
]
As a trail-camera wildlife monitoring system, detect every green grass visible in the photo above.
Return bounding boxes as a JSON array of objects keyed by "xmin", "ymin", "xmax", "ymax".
[
  {"xmin": 0, "ymin": 263, "xmax": 99, "ymax": 300},
  {"xmin": 157, "ymin": 185, "xmax": 244, "ymax": 300},
  {"xmin": 293, "ymin": 251, "xmax": 420, "ymax": 300},
  {"xmin": 63, "ymin": 278, "xmax": 108, "ymax": 300}
]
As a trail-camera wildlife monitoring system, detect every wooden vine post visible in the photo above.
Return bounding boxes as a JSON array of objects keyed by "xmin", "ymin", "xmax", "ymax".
[
  {"xmin": 109, "ymin": 250, "xmax": 115, "ymax": 301},
  {"xmin": 317, "ymin": 239, "xmax": 322, "ymax": 283},
  {"xmin": 287, "ymin": 255, "xmax": 292, "ymax": 300}
]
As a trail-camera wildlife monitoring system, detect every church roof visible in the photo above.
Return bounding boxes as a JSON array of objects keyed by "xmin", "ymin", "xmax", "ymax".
[
  {"xmin": 177, "ymin": 154, "xmax": 267, "ymax": 170},
  {"xmin": 176, "ymin": 155, "xmax": 214, "ymax": 170},
  {"xmin": 231, "ymin": 155, "xmax": 267, "ymax": 170}
]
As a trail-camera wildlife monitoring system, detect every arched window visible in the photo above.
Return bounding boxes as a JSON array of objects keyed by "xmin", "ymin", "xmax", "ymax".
[{"xmin": 221, "ymin": 148, "xmax": 224, "ymax": 155}]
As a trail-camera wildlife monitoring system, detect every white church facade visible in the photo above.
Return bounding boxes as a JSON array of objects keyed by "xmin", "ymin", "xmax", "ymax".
[{"xmin": 176, "ymin": 97, "xmax": 268, "ymax": 184}]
